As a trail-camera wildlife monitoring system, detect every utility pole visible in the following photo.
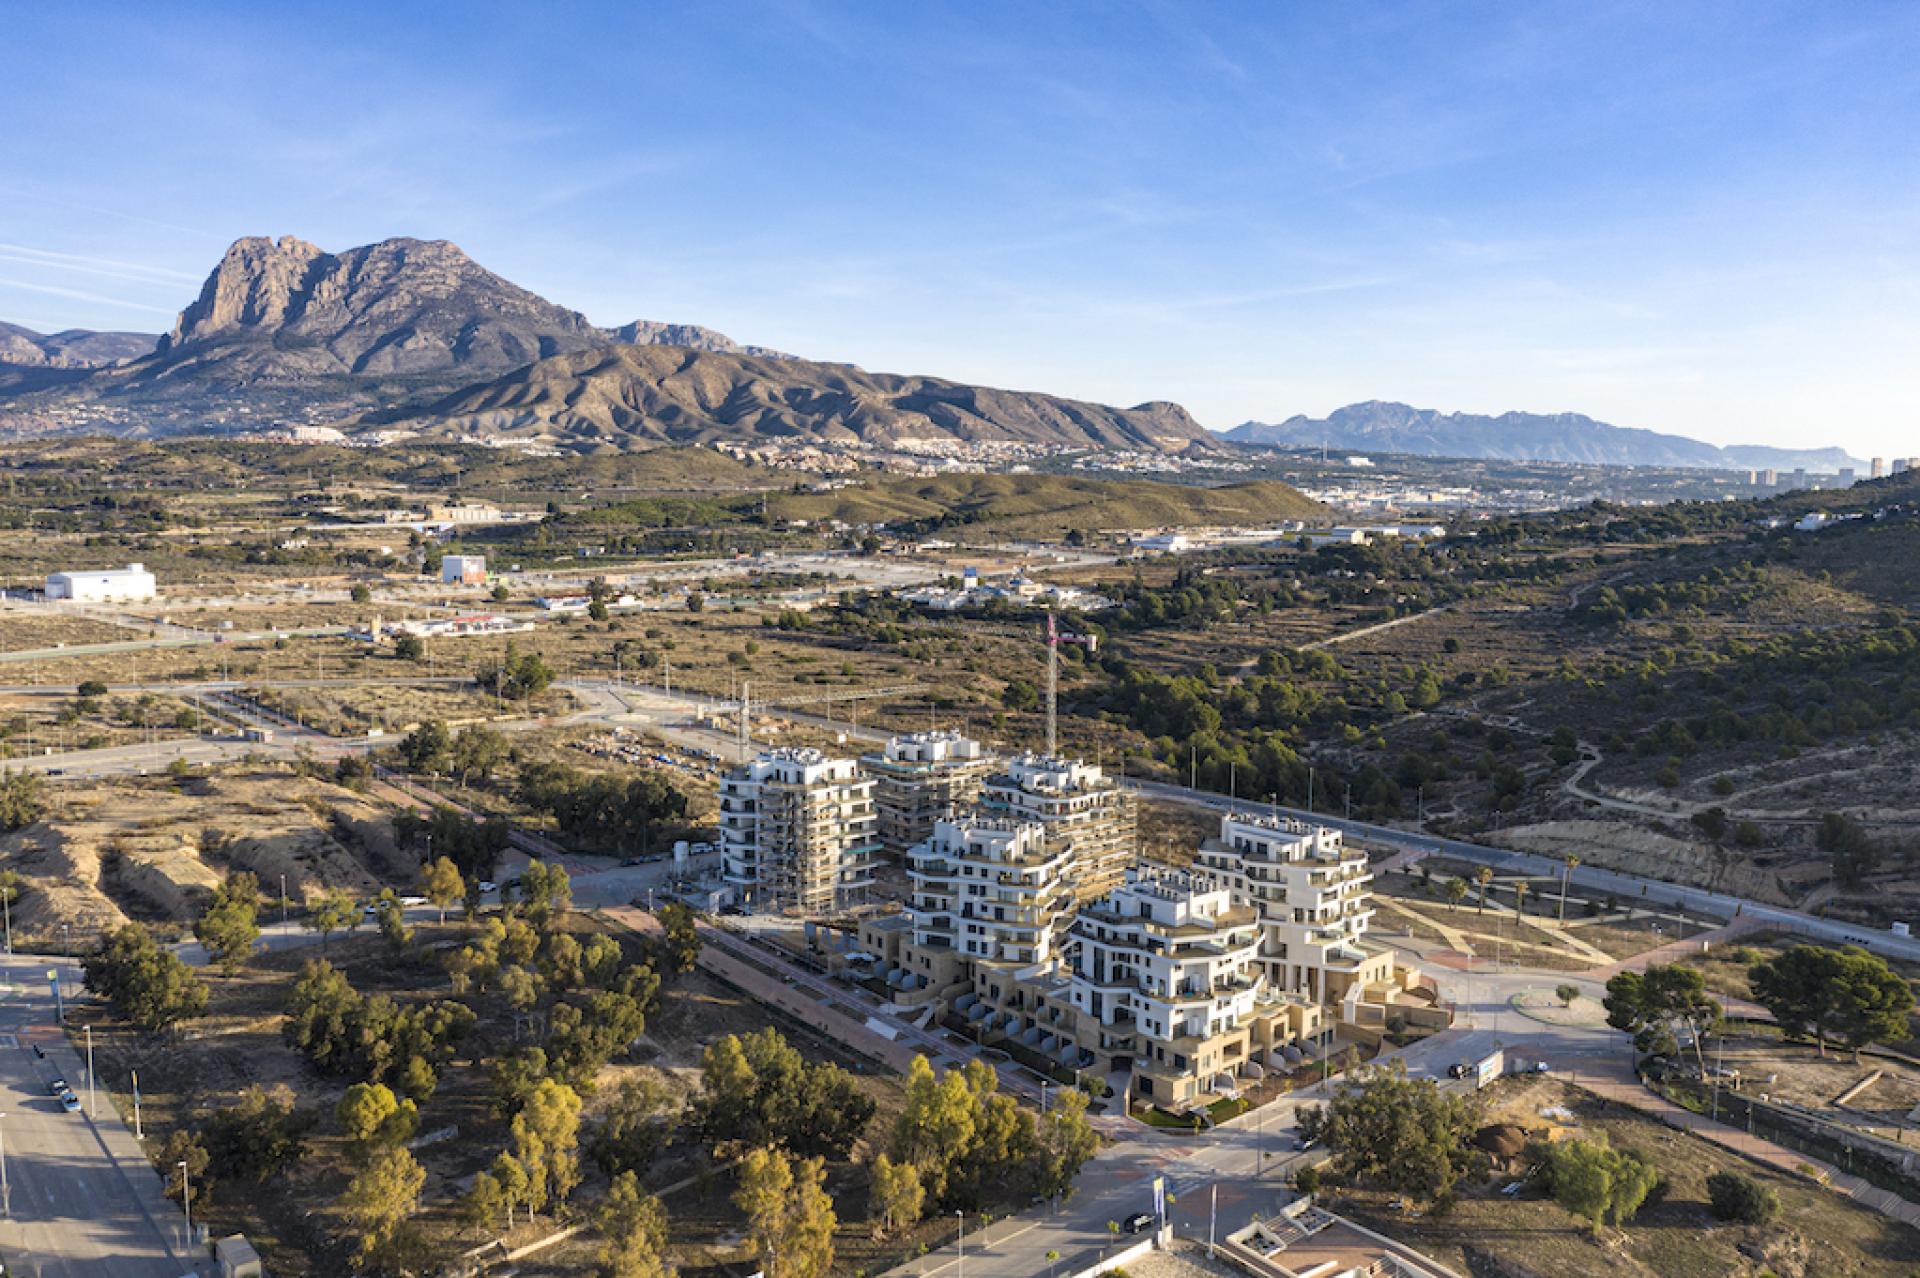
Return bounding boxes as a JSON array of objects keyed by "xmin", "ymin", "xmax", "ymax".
[{"xmin": 86, "ymin": 1024, "xmax": 96, "ymax": 1117}]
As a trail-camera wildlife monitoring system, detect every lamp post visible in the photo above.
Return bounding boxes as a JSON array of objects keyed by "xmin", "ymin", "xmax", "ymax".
[
  {"xmin": 1, "ymin": 1111, "xmax": 10, "ymax": 1219},
  {"xmin": 955, "ymin": 1210, "xmax": 965, "ymax": 1278},
  {"xmin": 86, "ymin": 1023, "xmax": 95, "ymax": 1117},
  {"xmin": 179, "ymin": 1159, "xmax": 192, "ymax": 1250}
]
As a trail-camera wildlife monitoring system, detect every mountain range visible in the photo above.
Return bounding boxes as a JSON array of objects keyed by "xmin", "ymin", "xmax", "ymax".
[
  {"xmin": 0, "ymin": 235, "xmax": 1206, "ymax": 452},
  {"xmin": 1226, "ymin": 401, "xmax": 1860, "ymax": 471}
]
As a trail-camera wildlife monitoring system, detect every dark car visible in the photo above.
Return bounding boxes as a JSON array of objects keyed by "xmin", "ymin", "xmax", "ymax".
[
  {"xmin": 1124, "ymin": 1212, "xmax": 1155, "ymax": 1234},
  {"xmin": 1446, "ymin": 1062, "xmax": 1472, "ymax": 1079},
  {"xmin": 47, "ymin": 1076, "xmax": 68, "ymax": 1096}
]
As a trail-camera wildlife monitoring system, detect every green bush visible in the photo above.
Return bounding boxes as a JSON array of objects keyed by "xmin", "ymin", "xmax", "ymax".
[{"xmin": 1706, "ymin": 1171, "xmax": 1778, "ymax": 1224}]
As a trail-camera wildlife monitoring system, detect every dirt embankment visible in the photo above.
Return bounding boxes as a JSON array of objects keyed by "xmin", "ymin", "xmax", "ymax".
[{"xmin": 0, "ymin": 766, "xmax": 401, "ymax": 948}]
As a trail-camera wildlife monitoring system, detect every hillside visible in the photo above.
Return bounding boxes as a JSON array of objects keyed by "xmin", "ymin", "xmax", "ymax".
[
  {"xmin": 758, "ymin": 473, "xmax": 1325, "ymax": 533},
  {"xmin": 1228, "ymin": 400, "xmax": 1859, "ymax": 471},
  {"xmin": 401, "ymin": 343, "xmax": 1214, "ymax": 453},
  {"xmin": 0, "ymin": 321, "xmax": 158, "ymax": 368}
]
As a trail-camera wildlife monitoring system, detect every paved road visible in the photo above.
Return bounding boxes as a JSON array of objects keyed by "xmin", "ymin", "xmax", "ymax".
[
  {"xmin": 0, "ymin": 957, "xmax": 199, "ymax": 1278},
  {"xmin": 1125, "ymin": 779, "xmax": 1920, "ymax": 964}
]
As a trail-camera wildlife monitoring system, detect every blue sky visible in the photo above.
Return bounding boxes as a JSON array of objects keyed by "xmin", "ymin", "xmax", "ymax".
[{"xmin": 5, "ymin": 2, "xmax": 1919, "ymax": 456}]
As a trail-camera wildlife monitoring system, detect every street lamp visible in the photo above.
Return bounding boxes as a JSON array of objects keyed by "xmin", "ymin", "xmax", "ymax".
[
  {"xmin": 179, "ymin": 1159, "xmax": 192, "ymax": 1250},
  {"xmin": 1, "ymin": 1111, "xmax": 10, "ymax": 1219},
  {"xmin": 955, "ymin": 1210, "xmax": 965, "ymax": 1278}
]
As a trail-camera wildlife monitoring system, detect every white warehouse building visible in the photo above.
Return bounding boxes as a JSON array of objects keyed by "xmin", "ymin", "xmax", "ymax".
[{"xmin": 45, "ymin": 563, "xmax": 156, "ymax": 603}]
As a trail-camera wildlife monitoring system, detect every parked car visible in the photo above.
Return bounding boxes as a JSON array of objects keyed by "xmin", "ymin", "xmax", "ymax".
[
  {"xmin": 59, "ymin": 1090, "xmax": 81, "ymax": 1113},
  {"xmin": 1124, "ymin": 1212, "xmax": 1155, "ymax": 1234},
  {"xmin": 1446, "ymin": 1062, "xmax": 1472, "ymax": 1079},
  {"xmin": 47, "ymin": 1076, "xmax": 68, "ymax": 1096}
]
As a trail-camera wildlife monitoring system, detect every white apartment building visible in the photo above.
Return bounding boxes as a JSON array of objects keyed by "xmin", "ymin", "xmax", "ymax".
[
  {"xmin": 979, "ymin": 753, "xmax": 1136, "ymax": 903},
  {"xmin": 861, "ymin": 731, "xmax": 995, "ymax": 862},
  {"xmin": 1065, "ymin": 866, "xmax": 1296, "ymax": 1107},
  {"xmin": 719, "ymin": 748, "xmax": 880, "ymax": 915},
  {"xmin": 1193, "ymin": 813, "xmax": 1390, "ymax": 1007},
  {"xmin": 44, "ymin": 563, "xmax": 156, "ymax": 603}
]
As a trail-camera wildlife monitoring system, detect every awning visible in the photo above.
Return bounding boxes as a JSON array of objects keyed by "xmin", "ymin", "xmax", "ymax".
[
  {"xmin": 1021, "ymin": 1025, "xmax": 1043, "ymax": 1046},
  {"xmin": 954, "ymin": 993, "xmax": 979, "ymax": 1011},
  {"xmin": 968, "ymin": 1003, "xmax": 992, "ymax": 1022},
  {"xmin": 1283, "ymin": 1044, "xmax": 1305, "ymax": 1064},
  {"xmin": 1212, "ymin": 1072, "xmax": 1235, "ymax": 1092},
  {"xmin": 1242, "ymin": 1061, "xmax": 1265, "ymax": 1078},
  {"xmin": 1053, "ymin": 1042, "xmax": 1079, "ymax": 1066},
  {"xmin": 846, "ymin": 951, "xmax": 879, "ymax": 964}
]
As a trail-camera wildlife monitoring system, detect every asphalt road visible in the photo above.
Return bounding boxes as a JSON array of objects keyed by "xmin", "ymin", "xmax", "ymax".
[{"xmin": 0, "ymin": 957, "xmax": 198, "ymax": 1278}]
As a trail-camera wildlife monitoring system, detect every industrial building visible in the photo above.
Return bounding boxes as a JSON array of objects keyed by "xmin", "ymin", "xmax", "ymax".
[
  {"xmin": 719, "ymin": 748, "xmax": 881, "ymax": 914},
  {"xmin": 861, "ymin": 730, "xmax": 996, "ymax": 861},
  {"xmin": 979, "ymin": 752, "xmax": 1136, "ymax": 903},
  {"xmin": 441, "ymin": 554, "xmax": 488, "ymax": 585},
  {"xmin": 44, "ymin": 563, "xmax": 156, "ymax": 603}
]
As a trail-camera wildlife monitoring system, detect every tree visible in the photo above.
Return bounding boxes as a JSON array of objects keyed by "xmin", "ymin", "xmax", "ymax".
[
  {"xmin": 394, "ymin": 633, "xmax": 426, "ymax": 662},
  {"xmin": 1293, "ymin": 1165, "xmax": 1321, "ymax": 1196},
  {"xmin": 1817, "ymin": 812, "xmax": 1881, "ymax": 887},
  {"xmin": 0, "ymin": 769, "xmax": 46, "ymax": 831},
  {"xmin": 350, "ymin": 583, "xmax": 373, "ymax": 604},
  {"xmin": 1604, "ymin": 964, "xmax": 1722, "ymax": 1074},
  {"xmin": 477, "ymin": 641, "xmax": 555, "ymax": 701},
  {"xmin": 655, "ymin": 901, "xmax": 700, "ymax": 977},
  {"xmin": 1706, "ymin": 1170, "xmax": 1778, "ymax": 1223},
  {"xmin": 1444, "ymin": 877, "xmax": 1469, "ymax": 912},
  {"xmin": 735, "ymin": 1148, "xmax": 836, "ymax": 1278},
  {"xmin": 374, "ymin": 888, "xmax": 411, "ymax": 954},
  {"xmin": 519, "ymin": 859, "xmax": 573, "ymax": 929},
  {"xmin": 511, "ymin": 1077, "xmax": 583, "ymax": 1218},
  {"xmin": 450, "ymin": 726, "xmax": 511, "ymax": 786},
  {"xmin": 76, "ymin": 679, "xmax": 110, "ymax": 697},
  {"xmin": 205, "ymin": 1083, "xmax": 308, "ymax": 1183},
  {"xmin": 1035, "ymin": 1088, "xmax": 1099, "ymax": 1200},
  {"xmin": 588, "ymin": 1074, "xmax": 673, "ymax": 1177},
  {"xmin": 1749, "ymin": 944, "xmax": 1915, "ymax": 1059},
  {"xmin": 1555, "ymin": 983, "xmax": 1581, "ymax": 1008},
  {"xmin": 869, "ymin": 1153, "xmax": 924, "ymax": 1238},
  {"xmin": 400, "ymin": 719, "xmax": 454, "ymax": 775},
  {"xmin": 305, "ymin": 888, "xmax": 358, "ymax": 951},
  {"xmin": 1473, "ymin": 866, "xmax": 1495, "ymax": 913},
  {"xmin": 423, "ymin": 856, "xmax": 463, "ymax": 925},
  {"xmin": 695, "ymin": 1028, "xmax": 875, "ymax": 1160},
  {"xmin": 83, "ymin": 924, "xmax": 208, "ymax": 1033},
  {"xmin": 338, "ymin": 1082, "xmax": 419, "ymax": 1154},
  {"xmin": 465, "ymin": 1150, "xmax": 530, "ymax": 1233},
  {"xmin": 1558, "ymin": 855, "xmax": 1581, "ymax": 922},
  {"xmin": 1295, "ymin": 1060, "xmax": 1482, "ymax": 1206},
  {"xmin": 598, "ymin": 1170, "xmax": 673, "ymax": 1278},
  {"xmin": 194, "ymin": 871, "xmax": 262, "ymax": 976},
  {"xmin": 1512, "ymin": 878, "xmax": 1530, "ymax": 919},
  {"xmin": 339, "ymin": 1144, "xmax": 426, "ymax": 1264},
  {"xmin": 1544, "ymin": 1137, "xmax": 1658, "ymax": 1234},
  {"xmin": 158, "ymin": 1129, "xmax": 211, "ymax": 1207}
]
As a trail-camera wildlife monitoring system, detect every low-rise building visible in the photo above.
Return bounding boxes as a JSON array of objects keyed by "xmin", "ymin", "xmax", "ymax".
[
  {"xmin": 441, "ymin": 554, "xmax": 488, "ymax": 584},
  {"xmin": 861, "ymin": 731, "xmax": 995, "ymax": 862},
  {"xmin": 720, "ymin": 748, "xmax": 880, "ymax": 914},
  {"xmin": 979, "ymin": 753, "xmax": 1136, "ymax": 903},
  {"xmin": 45, "ymin": 562, "xmax": 156, "ymax": 603}
]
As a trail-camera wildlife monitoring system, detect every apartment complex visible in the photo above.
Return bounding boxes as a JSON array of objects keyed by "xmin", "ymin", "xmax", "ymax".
[
  {"xmin": 979, "ymin": 753, "xmax": 1136, "ymax": 902},
  {"xmin": 861, "ymin": 731, "xmax": 995, "ymax": 862},
  {"xmin": 719, "ymin": 748, "xmax": 880, "ymax": 914},
  {"xmin": 1064, "ymin": 866, "xmax": 1320, "ymax": 1108},
  {"xmin": 897, "ymin": 817, "xmax": 1073, "ymax": 991},
  {"xmin": 1193, "ymin": 812, "xmax": 1393, "ymax": 1009}
]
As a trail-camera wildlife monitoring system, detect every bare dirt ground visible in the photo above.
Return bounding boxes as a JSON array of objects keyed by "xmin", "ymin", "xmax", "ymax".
[{"xmin": 0, "ymin": 764, "xmax": 400, "ymax": 947}]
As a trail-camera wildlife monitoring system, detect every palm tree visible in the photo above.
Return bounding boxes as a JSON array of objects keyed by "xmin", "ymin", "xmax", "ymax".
[
  {"xmin": 1558, "ymin": 854, "xmax": 1581, "ymax": 922},
  {"xmin": 1474, "ymin": 866, "xmax": 1495, "ymax": 913},
  {"xmin": 1445, "ymin": 876, "xmax": 1469, "ymax": 913},
  {"xmin": 1513, "ymin": 878, "xmax": 1530, "ymax": 919}
]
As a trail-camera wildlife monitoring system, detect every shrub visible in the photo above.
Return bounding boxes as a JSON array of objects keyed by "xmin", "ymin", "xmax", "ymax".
[{"xmin": 1706, "ymin": 1171, "xmax": 1777, "ymax": 1224}]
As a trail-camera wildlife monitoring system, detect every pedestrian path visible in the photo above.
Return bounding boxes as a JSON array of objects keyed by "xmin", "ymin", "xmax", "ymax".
[
  {"xmin": 1569, "ymin": 1055, "xmax": 1920, "ymax": 1232},
  {"xmin": 1580, "ymin": 916, "xmax": 1762, "ymax": 982}
]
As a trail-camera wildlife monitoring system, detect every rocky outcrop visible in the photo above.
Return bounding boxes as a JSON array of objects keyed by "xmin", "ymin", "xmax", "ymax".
[
  {"xmin": 606, "ymin": 319, "xmax": 792, "ymax": 360},
  {"xmin": 0, "ymin": 321, "xmax": 158, "ymax": 368}
]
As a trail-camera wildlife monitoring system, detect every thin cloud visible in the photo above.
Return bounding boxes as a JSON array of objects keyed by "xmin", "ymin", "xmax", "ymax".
[
  {"xmin": 0, "ymin": 245, "xmax": 198, "ymax": 285},
  {"xmin": 0, "ymin": 277, "xmax": 177, "ymax": 314}
]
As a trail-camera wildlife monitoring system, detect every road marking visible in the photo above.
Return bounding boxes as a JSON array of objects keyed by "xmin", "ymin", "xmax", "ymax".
[{"xmin": 0, "ymin": 1033, "xmax": 16, "ymax": 1048}]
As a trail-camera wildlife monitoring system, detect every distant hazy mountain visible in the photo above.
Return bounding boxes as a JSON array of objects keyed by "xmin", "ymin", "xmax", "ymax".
[
  {"xmin": 1226, "ymin": 401, "xmax": 1859, "ymax": 471},
  {"xmin": 0, "ymin": 235, "xmax": 1204, "ymax": 452},
  {"xmin": 1228, "ymin": 401, "xmax": 1858, "ymax": 470},
  {"xmin": 0, "ymin": 321, "xmax": 158, "ymax": 368},
  {"xmin": 398, "ymin": 343, "xmax": 1212, "ymax": 452}
]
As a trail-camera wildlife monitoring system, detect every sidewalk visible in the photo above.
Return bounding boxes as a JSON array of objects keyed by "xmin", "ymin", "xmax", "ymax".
[{"xmin": 1580, "ymin": 915, "xmax": 1762, "ymax": 982}]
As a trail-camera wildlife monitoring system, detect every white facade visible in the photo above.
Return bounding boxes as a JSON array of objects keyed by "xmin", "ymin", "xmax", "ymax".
[
  {"xmin": 1194, "ymin": 813, "xmax": 1381, "ymax": 1003},
  {"xmin": 863, "ymin": 730, "xmax": 995, "ymax": 860},
  {"xmin": 45, "ymin": 563, "xmax": 156, "ymax": 603},
  {"xmin": 907, "ymin": 817, "xmax": 1071, "ymax": 968},
  {"xmin": 980, "ymin": 753, "xmax": 1136, "ymax": 901},
  {"xmin": 1068, "ymin": 867, "xmax": 1264, "ymax": 1052},
  {"xmin": 719, "ymin": 748, "xmax": 879, "ymax": 914},
  {"xmin": 441, "ymin": 554, "xmax": 488, "ymax": 584}
]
